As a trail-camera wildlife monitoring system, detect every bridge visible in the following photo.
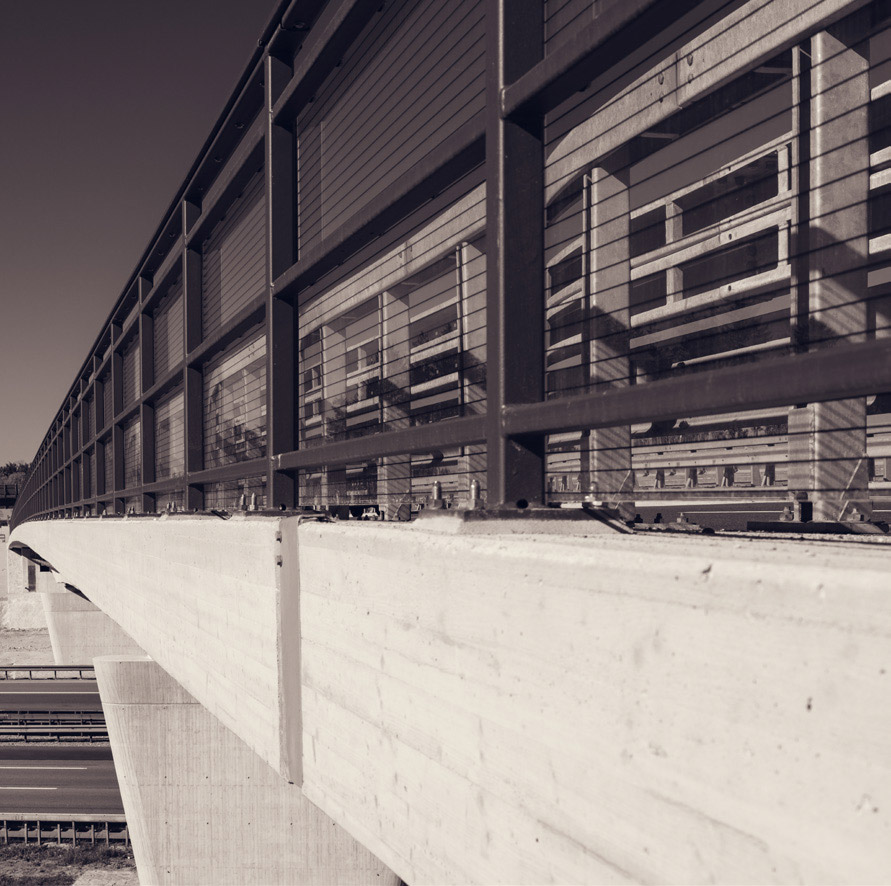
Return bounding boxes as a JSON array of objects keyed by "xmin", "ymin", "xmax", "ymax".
[{"xmin": 5, "ymin": 0, "xmax": 891, "ymax": 883}]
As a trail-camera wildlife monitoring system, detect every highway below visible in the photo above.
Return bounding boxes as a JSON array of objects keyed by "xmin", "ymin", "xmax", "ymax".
[
  {"xmin": 0, "ymin": 745, "xmax": 123, "ymax": 814},
  {"xmin": 0, "ymin": 678, "xmax": 101, "ymax": 712},
  {"xmin": 0, "ymin": 679, "xmax": 122, "ymax": 814}
]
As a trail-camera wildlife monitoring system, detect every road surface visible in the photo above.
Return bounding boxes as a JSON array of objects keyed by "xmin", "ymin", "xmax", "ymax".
[
  {"xmin": 0, "ymin": 745, "xmax": 123, "ymax": 814},
  {"xmin": 0, "ymin": 679, "xmax": 101, "ymax": 712}
]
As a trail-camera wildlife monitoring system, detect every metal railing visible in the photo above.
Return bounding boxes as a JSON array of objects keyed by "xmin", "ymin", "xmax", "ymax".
[
  {"xmin": 10, "ymin": 0, "xmax": 891, "ymax": 532},
  {"xmin": 0, "ymin": 725, "xmax": 108, "ymax": 743},
  {"xmin": 0, "ymin": 814, "xmax": 128, "ymax": 846},
  {"xmin": 0, "ymin": 712, "xmax": 105, "ymax": 727},
  {"xmin": 0, "ymin": 666, "xmax": 95, "ymax": 680}
]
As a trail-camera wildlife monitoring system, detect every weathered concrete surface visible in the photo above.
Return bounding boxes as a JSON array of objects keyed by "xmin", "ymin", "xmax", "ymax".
[
  {"xmin": 11, "ymin": 515, "xmax": 891, "ymax": 884},
  {"xmin": 296, "ymin": 523, "xmax": 891, "ymax": 885},
  {"xmin": 41, "ymin": 590, "xmax": 144, "ymax": 665},
  {"xmin": 11, "ymin": 516, "xmax": 290, "ymax": 776},
  {"xmin": 96, "ymin": 655, "xmax": 397, "ymax": 886}
]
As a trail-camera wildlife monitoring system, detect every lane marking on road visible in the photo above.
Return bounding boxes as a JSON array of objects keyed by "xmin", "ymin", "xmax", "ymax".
[
  {"xmin": 0, "ymin": 766, "xmax": 88, "ymax": 770},
  {"xmin": 0, "ymin": 786, "xmax": 58, "ymax": 790}
]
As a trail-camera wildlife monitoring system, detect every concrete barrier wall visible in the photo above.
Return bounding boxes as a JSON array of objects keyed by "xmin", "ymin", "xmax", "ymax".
[
  {"xmin": 11, "ymin": 516, "xmax": 288, "ymax": 776},
  {"xmin": 295, "ymin": 522, "xmax": 891, "ymax": 884}
]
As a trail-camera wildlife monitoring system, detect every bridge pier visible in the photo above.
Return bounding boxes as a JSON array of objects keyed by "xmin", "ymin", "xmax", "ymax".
[
  {"xmin": 2, "ymin": 549, "xmax": 45, "ymax": 630},
  {"xmin": 95, "ymin": 655, "xmax": 397, "ymax": 886},
  {"xmin": 39, "ymin": 585, "xmax": 143, "ymax": 666}
]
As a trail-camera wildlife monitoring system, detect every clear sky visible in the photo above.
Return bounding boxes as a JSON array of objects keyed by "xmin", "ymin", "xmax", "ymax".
[{"xmin": 0, "ymin": 0, "xmax": 276, "ymax": 464}]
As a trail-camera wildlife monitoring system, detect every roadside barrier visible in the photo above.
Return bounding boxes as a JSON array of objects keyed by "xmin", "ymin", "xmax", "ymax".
[
  {"xmin": 0, "ymin": 725, "xmax": 108, "ymax": 742},
  {"xmin": 0, "ymin": 711, "xmax": 105, "ymax": 727},
  {"xmin": 0, "ymin": 813, "xmax": 128, "ymax": 845},
  {"xmin": 0, "ymin": 666, "xmax": 95, "ymax": 680}
]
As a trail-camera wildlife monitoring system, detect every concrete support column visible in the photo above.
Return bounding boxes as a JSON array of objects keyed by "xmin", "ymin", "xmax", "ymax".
[
  {"xmin": 801, "ymin": 15, "xmax": 871, "ymax": 521},
  {"xmin": 40, "ymin": 590, "xmax": 143, "ymax": 665},
  {"xmin": 2, "ymin": 552, "xmax": 46, "ymax": 630},
  {"xmin": 588, "ymin": 166, "xmax": 633, "ymax": 516},
  {"xmin": 95, "ymin": 656, "xmax": 398, "ymax": 886}
]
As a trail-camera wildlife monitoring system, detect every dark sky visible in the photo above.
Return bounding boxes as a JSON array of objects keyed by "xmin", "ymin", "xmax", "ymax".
[{"xmin": 0, "ymin": 0, "xmax": 276, "ymax": 464}]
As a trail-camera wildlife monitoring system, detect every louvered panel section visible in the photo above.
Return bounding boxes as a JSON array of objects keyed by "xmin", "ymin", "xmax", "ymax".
[
  {"xmin": 297, "ymin": 0, "xmax": 485, "ymax": 248},
  {"xmin": 88, "ymin": 448, "xmax": 96, "ymax": 499},
  {"xmin": 155, "ymin": 391, "xmax": 185, "ymax": 482},
  {"xmin": 544, "ymin": 0, "xmax": 624, "ymax": 54},
  {"xmin": 102, "ymin": 374, "xmax": 113, "ymax": 427},
  {"xmin": 82, "ymin": 397, "xmax": 93, "ymax": 444},
  {"xmin": 153, "ymin": 276, "xmax": 184, "ymax": 379},
  {"xmin": 201, "ymin": 171, "xmax": 266, "ymax": 339},
  {"xmin": 103, "ymin": 439, "xmax": 114, "ymax": 495},
  {"xmin": 122, "ymin": 415, "xmax": 141, "ymax": 490},
  {"xmin": 203, "ymin": 330, "xmax": 267, "ymax": 469},
  {"xmin": 122, "ymin": 338, "xmax": 141, "ymax": 407}
]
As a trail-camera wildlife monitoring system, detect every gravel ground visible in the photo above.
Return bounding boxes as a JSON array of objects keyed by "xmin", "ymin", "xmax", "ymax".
[
  {"xmin": 0, "ymin": 601, "xmax": 53, "ymax": 667},
  {"xmin": 0, "ymin": 845, "xmax": 137, "ymax": 885}
]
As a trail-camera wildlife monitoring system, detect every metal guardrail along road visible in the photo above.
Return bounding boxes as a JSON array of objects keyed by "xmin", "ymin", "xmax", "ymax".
[
  {"xmin": 0, "ymin": 813, "xmax": 128, "ymax": 846},
  {"xmin": 0, "ymin": 725, "xmax": 109, "ymax": 743},
  {"xmin": 0, "ymin": 712, "xmax": 105, "ymax": 727},
  {"xmin": 0, "ymin": 666, "xmax": 95, "ymax": 680}
]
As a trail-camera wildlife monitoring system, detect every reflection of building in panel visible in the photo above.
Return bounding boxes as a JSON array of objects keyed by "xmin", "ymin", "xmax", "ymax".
[
  {"xmin": 204, "ymin": 331, "xmax": 267, "ymax": 470},
  {"xmin": 154, "ymin": 390, "xmax": 185, "ymax": 498},
  {"xmin": 122, "ymin": 415, "xmax": 141, "ymax": 492},
  {"xmin": 544, "ymin": 51, "xmax": 806, "ymax": 505},
  {"xmin": 297, "ymin": 237, "xmax": 486, "ymax": 514}
]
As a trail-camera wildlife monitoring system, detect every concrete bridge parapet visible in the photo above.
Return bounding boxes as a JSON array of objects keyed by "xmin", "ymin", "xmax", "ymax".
[{"xmin": 8, "ymin": 515, "xmax": 891, "ymax": 884}]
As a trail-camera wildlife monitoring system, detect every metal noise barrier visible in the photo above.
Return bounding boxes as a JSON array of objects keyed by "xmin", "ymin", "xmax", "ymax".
[{"xmin": 10, "ymin": 0, "xmax": 891, "ymax": 530}]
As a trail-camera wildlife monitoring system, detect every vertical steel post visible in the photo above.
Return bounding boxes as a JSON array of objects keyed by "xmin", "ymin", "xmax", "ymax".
[
  {"xmin": 139, "ymin": 276, "xmax": 154, "ymax": 513},
  {"xmin": 485, "ymin": 0, "xmax": 545, "ymax": 508},
  {"xmin": 113, "ymin": 423, "xmax": 124, "ymax": 514},
  {"xmin": 266, "ymin": 54, "xmax": 296, "ymax": 509},
  {"xmin": 183, "ymin": 202, "xmax": 204, "ymax": 511}
]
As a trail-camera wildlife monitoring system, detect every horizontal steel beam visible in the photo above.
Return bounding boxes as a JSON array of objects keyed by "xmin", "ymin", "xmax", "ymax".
[
  {"xmin": 502, "ymin": 0, "xmax": 707, "ymax": 120},
  {"xmin": 274, "ymin": 415, "xmax": 487, "ymax": 471},
  {"xmin": 502, "ymin": 339, "xmax": 891, "ymax": 436},
  {"xmin": 185, "ymin": 458, "xmax": 269, "ymax": 487}
]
